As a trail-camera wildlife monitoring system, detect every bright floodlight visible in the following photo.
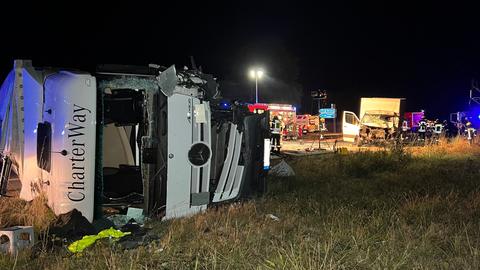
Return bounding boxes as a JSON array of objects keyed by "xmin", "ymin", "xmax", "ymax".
[
  {"xmin": 249, "ymin": 69, "xmax": 256, "ymax": 79},
  {"xmin": 249, "ymin": 67, "xmax": 265, "ymax": 103},
  {"xmin": 257, "ymin": 70, "xmax": 264, "ymax": 78},
  {"xmin": 249, "ymin": 68, "xmax": 264, "ymax": 79}
]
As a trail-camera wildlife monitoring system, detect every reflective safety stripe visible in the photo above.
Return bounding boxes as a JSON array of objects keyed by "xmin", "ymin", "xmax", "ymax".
[
  {"xmin": 418, "ymin": 121, "xmax": 427, "ymax": 132},
  {"xmin": 263, "ymin": 139, "xmax": 270, "ymax": 170},
  {"xmin": 271, "ymin": 120, "xmax": 281, "ymax": 134}
]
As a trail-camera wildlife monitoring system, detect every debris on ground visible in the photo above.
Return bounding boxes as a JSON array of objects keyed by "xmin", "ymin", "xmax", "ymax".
[
  {"xmin": 107, "ymin": 207, "xmax": 146, "ymax": 228},
  {"xmin": 0, "ymin": 226, "xmax": 34, "ymax": 254},
  {"xmin": 269, "ymin": 160, "xmax": 295, "ymax": 177},
  {"xmin": 266, "ymin": 214, "xmax": 280, "ymax": 221},
  {"xmin": 44, "ymin": 207, "xmax": 156, "ymax": 253},
  {"xmin": 49, "ymin": 209, "xmax": 95, "ymax": 241},
  {"xmin": 92, "ymin": 217, "xmax": 115, "ymax": 233},
  {"xmin": 67, "ymin": 227, "xmax": 131, "ymax": 253},
  {"xmin": 126, "ymin": 207, "xmax": 145, "ymax": 223},
  {"xmin": 117, "ymin": 220, "xmax": 159, "ymax": 250}
]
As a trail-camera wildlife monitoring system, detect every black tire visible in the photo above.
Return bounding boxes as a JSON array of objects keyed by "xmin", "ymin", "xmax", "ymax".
[{"xmin": 354, "ymin": 136, "xmax": 361, "ymax": 146}]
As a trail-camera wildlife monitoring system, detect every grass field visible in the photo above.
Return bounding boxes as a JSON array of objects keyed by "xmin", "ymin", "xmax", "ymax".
[{"xmin": 1, "ymin": 140, "xmax": 480, "ymax": 269}]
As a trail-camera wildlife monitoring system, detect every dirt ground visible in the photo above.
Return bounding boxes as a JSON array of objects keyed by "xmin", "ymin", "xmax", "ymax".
[{"xmin": 279, "ymin": 132, "xmax": 380, "ymax": 153}]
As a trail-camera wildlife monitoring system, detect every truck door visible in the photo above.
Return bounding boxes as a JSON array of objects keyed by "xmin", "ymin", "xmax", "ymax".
[{"xmin": 342, "ymin": 111, "xmax": 360, "ymax": 142}]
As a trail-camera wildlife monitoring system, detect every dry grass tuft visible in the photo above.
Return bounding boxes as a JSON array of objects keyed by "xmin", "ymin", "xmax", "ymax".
[
  {"xmin": 409, "ymin": 136, "xmax": 480, "ymax": 157},
  {"xmin": 0, "ymin": 194, "xmax": 56, "ymax": 232}
]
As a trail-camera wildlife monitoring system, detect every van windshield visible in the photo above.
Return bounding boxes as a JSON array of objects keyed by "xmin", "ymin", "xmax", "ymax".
[{"xmin": 361, "ymin": 114, "xmax": 391, "ymax": 128}]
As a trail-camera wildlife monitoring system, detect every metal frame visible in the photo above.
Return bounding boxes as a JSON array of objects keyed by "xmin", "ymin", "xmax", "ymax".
[
  {"xmin": 0, "ymin": 156, "xmax": 12, "ymax": 196},
  {"xmin": 470, "ymin": 80, "xmax": 480, "ymax": 106}
]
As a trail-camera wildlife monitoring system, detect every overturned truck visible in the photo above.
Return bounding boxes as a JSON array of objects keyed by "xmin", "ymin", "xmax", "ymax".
[{"xmin": 0, "ymin": 60, "xmax": 270, "ymax": 222}]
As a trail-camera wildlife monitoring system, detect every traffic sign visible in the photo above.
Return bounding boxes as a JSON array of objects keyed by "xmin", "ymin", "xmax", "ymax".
[{"xmin": 319, "ymin": 108, "xmax": 336, "ymax": 119}]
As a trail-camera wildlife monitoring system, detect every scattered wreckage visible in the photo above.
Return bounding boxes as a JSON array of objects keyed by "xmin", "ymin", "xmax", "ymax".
[{"xmin": 0, "ymin": 60, "xmax": 270, "ymax": 225}]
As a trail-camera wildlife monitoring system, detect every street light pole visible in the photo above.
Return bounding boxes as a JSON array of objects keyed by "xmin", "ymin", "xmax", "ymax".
[
  {"xmin": 255, "ymin": 76, "xmax": 258, "ymax": 103},
  {"xmin": 249, "ymin": 68, "xmax": 264, "ymax": 104}
]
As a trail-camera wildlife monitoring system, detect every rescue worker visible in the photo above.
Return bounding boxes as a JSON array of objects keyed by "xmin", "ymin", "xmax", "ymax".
[
  {"xmin": 465, "ymin": 117, "xmax": 472, "ymax": 129},
  {"xmin": 426, "ymin": 119, "xmax": 434, "ymax": 140},
  {"xmin": 433, "ymin": 119, "xmax": 443, "ymax": 142},
  {"xmin": 418, "ymin": 116, "xmax": 427, "ymax": 141},
  {"xmin": 401, "ymin": 120, "xmax": 410, "ymax": 141},
  {"xmin": 270, "ymin": 116, "xmax": 282, "ymax": 152},
  {"xmin": 319, "ymin": 118, "xmax": 326, "ymax": 139},
  {"xmin": 442, "ymin": 120, "xmax": 449, "ymax": 137},
  {"xmin": 465, "ymin": 117, "xmax": 476, "ymax": 144}
]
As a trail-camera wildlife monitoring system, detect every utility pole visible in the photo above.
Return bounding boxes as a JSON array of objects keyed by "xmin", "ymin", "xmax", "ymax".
[
  {"xmin": 311, "ymin": 90, "xmax": 328, "ymax": 150},
  {"xmin": 332, "ymin": 103, "xmax": 336, "ymax": 133}
]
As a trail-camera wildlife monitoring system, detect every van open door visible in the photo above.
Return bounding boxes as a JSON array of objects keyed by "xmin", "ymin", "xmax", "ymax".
[{"xmin": 342, "ymin": 111, "xmax": 360, "ymax": 143}]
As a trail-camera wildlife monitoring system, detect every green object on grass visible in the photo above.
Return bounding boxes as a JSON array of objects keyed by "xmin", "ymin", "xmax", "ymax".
[{"xmin": 68, "ymin": 227, "xmax": 131, "ymax": 253}]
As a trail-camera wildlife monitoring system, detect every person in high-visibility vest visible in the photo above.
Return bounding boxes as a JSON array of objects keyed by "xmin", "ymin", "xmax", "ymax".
[
  {"xmin": 433, "ymin": 119, "xmax": 443, "ymax": 141},
  {"xmin": 418, "ymin": 116, "xmax": 427, "ymax": 141},
  {"xmin": 319, "ymin": 118, "xmax": 326, "ymax": 139},
  {"xmin": 270, "ymin": 116, "xmax": 282, "ymax": 152},
  {"xmin": 426, "ymin": 120, "xmax": 434, "ymax": 140},
  {"xmin": 401, "ymin": 120, "xmax": 410, "ymax": 140},
  {"xmin": 442, "ymin": 120, "xmax": 449, "ymax": 137},
  {"xmin": 465, "ymin": 118, "xmax": 476, "ymax": 143}
]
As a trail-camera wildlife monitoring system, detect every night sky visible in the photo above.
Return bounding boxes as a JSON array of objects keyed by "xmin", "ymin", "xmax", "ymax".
[{"xmin": 1, "ymin": 1, "xmax": 479, "ymax": 119}]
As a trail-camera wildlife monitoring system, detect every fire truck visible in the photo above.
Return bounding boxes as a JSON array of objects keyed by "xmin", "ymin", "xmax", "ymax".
[
  {"xmin": 296, "ymin": 114, "xmax": 320, "ymax": 133},
  {"xmin": 248, "ymin": 103, "xmax": 298, "ymax": 139},
  {"xmin": 404, "ymin": 111, "xmax": 424, "ymax": 131}
]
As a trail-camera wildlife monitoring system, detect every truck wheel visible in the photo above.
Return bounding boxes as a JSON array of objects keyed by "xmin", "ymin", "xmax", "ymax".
[{"xmin": 354, "ymin": 136, "xmax": 360, "ymax": 146}]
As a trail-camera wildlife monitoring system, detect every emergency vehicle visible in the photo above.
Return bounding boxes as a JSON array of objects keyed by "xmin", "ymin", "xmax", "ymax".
[
  {"xmin": 404, "ymin": 112, "xmax": 424, "ymax": 131},
  {"xmin": 296, "ymin": 114, "xmax": 320, "ymax": 133},
  {"xmin": 248, "ymin": 103, "xmax": 298, "ymax": 139}
]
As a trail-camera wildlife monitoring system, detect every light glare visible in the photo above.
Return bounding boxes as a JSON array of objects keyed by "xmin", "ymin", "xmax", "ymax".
[
  {"xmin": 249, "ymin": 68, "xmax": 264, "ymax": 79},
  {"xmin": 249, "ymin": 69, "xmax": 256, "ymax": 79},
  {"xmin": 257, "ymin": 70, "xmax": 264, "ymax": 78}
]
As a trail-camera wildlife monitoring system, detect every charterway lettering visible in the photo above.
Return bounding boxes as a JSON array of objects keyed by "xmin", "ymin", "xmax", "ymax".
[{"xmin": 67, "ymin": 104, "xmax": 91, "ymax": 202}]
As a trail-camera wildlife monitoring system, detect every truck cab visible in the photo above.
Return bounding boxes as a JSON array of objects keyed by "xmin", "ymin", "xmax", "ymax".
[{"xmin": 0, "ymin": 60, "xmax": 270, "ymax": 222}]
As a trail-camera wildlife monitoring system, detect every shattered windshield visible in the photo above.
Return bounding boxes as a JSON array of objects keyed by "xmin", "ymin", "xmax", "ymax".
[{"xmin": 361, "ymin": 114, "xmax": 392, "ymax": 128}]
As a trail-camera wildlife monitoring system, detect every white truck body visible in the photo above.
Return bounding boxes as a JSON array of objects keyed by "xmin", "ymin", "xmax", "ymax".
[
  {"xmin": 0, "ymin": 63, "xmax": 98, "ymax": 221},
  {"xmin": 42, "ymin": 72, "xmax": 97, "ymax": 221},
  {"xmin": 343, "ymin": 98, "xmax": 404, "ymax": 143}
]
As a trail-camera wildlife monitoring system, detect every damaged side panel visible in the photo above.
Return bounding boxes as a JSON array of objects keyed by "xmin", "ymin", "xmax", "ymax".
[{"xmin": 43, "ymin": 71, "xmax": 97, "ymax": 222}]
